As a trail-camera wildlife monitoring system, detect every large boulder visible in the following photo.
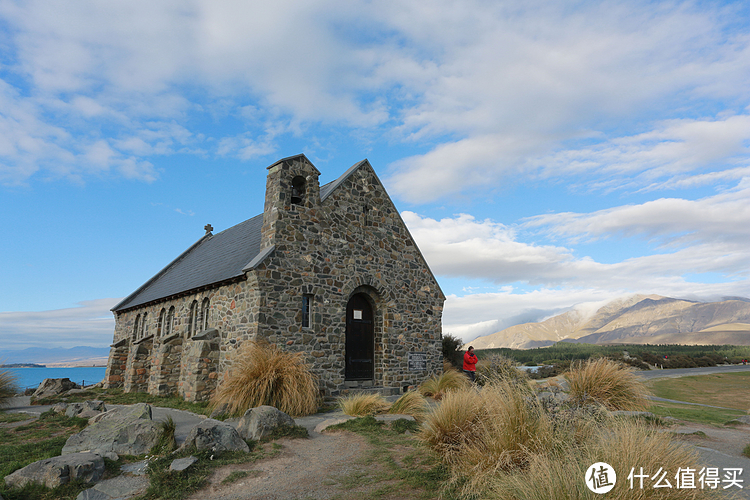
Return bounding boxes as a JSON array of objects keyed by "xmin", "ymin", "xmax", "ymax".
[
  {"xmin": 4, "ymin": 452, "xmax": 104, "ymax": 489},
  {"xmin": 180, "ymin": 419, "xmax": 250, "ymax": 453},
  {"xmin": 66, "ymin": 401, "xmax": 107, "ymax": 418},
  {"xmin": 31, "ymin": 378, "xmax": 80, "ymax": 400},
  {"xmin": 237, "ymin": 406, "xmax": 295, "ymax": 441},
  {"xmin": 62, "ymin": 403, "xmax": 161, "ymax": 456}
]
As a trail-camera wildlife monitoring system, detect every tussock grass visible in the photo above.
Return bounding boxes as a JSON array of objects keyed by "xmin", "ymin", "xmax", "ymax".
[
  {"xmin": 388, "ymin": 390, "xmax": 429, "ymax": 420},
  {"xmin": 338, "ymin": 392, "xmax": 389, "ymax": 416},
  {"xmin": 418, "ymin": 368, "xmax": 470, "ymax": 400},
  {"xmin": 565, "ymin": 358, "xmax": 650, "ymax": 411},
  {"xmin": 0, "ymin": 368, "xmax": 18, "ymax": 407},
  {"xmin": 476, "ymin": 354, "xmax": 530, "ymax": 386},
  {"xmin": 210, "ymin": 340, "xmax": 320, "ymax": 417},
  {"xmin": 150, "ymin": 416, "xmax": 177, "ymax": 455},
  {"xmin": 419, "ymin": 381, "xmax": 554, "ymax": 496},
  {"xmin": 418, "ymin": 386, "xmax": 484, "ymax": 457}
]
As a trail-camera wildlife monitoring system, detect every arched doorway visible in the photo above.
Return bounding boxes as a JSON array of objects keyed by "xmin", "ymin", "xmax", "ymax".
[{"xmin": 345, "ymin": 293, "xmax": 374, "ymax": 380}]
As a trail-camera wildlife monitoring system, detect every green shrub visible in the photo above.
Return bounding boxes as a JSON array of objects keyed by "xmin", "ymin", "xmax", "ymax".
[{"xmin": 441, "ymin": 333, "xmax": 464, "ymax": 369}]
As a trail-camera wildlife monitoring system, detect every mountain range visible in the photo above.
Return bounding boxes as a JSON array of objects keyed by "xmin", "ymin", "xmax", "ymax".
[{"xmin": 468, "ymin": 295, "xmax": 750, "ymax": 349}]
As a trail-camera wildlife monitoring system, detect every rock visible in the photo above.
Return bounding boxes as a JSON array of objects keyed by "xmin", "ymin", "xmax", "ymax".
[
  {"xmin": 52, "ymin": 402, "xmax": 68, "ymax": 414},
  {"xmin": 170, "ymin": 456, "xmax": 198, "ymax": 472},
  {"xmin": 62, "ymin": 403, "xmax": 161, "ymax": 456},
  {"xmin": 78, "ymin": 409, "xmax": 103, "ymax": 420},
  {"xmin": 32, "ymin": 378, "xmax": 80, "ymax": 400},
  {"xmin": 237, "ymin": 406, "xmax": 295, "ymax": 441},
  {"xmin": 66, "ymin": 400, "xmax": 107, "ymax": 418},
  {"xmin": 91, "ymin": 449, "xmax": 119, "ymax": 461},
  {"xmin": 180, "ymin": 419, "xmax": 250, "ymax": 453},
  {"xmin": 65, "ymin": 389, "xmax": 90, "ymax": 396},
  {"xmin": 120, "ymin": 461, "xmax": 148, "ymax": 476},
  {"xmin": 725, "ymin": 415, "xmax": 750, "ymax": 426},
  {"xmin": 315, "ymin": 416, "xmax": 354, "ymax": 433},
  {"xmin": 4, "ymin": 452, "xmax": 104, "ymax": 489},
  {"xmin": 209, "ymin": 402, "xmax": 230, "ymax": 419},
  {"xmin": 76, "ymin": 475, "xmax": 149, "ymax": 500}
]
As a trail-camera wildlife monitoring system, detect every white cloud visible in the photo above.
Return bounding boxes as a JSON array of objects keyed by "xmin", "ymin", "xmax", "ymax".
[
  {"xmin": 0, "ymin": 299, "xmax": 118, "ymax": 349},
  {"xmin": 0, "ymin": 0, "xmax": 746, "ymax": 192},
  {"xmin": 524, "ymin": 182, "xmax": 750, "ymax": 247}
]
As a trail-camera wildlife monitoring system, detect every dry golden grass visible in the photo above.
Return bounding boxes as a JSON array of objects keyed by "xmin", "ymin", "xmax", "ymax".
[
  {"xmin": 418, "ymin": 368, "xmax": 471, "ymax": 399},
  {"xmin": 418, "ymin": 386, "xmax": 484, "ymax": 457},
  {"xmin": 210, "ymin": 340, "xmax": 320, "ymax": 417},
  {"xmin": 388, "ymin": 390, "xmax": 429, "ymax": 420},
  {"xmin": 338, "ymin": 392, "xmax": 390, "ymax": 416},
  {"xmin": 0, "ymin": 367, "xmax": 18, "ymax": 407},
  {"xmin": 565, "ymin": 358, "xmax": 651, "ymax": 411},
  {"xmin": 421, "ymin": 381, "xmax": 554, "ymax": 496},
  {"xmin": 484, "ymin": 418, "xmax": 705, "ymax": 500}
]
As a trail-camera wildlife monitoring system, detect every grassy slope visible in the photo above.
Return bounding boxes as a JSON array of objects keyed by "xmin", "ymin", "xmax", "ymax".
[{"xmin": 648, "ymin": 372, "xmax": 750, "ymax": 410}]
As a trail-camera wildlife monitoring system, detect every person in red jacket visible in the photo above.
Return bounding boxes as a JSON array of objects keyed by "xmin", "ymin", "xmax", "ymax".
[{"xmin": 463, "ymin": 346, "xmax": 478, "ymax": 382}]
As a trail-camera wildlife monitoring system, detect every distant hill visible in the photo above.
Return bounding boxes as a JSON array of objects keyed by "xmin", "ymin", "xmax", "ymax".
[
  {"xmin": 469, "ymin": 295, "xmax": 750, "ymax": 349},
  {"xmin": 0, "ymin": 346, "xmax": 110, "ymax": 366}
]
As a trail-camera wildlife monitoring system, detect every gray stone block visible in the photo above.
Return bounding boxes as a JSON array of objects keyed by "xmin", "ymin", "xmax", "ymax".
[
  {"xmin": 180, "ymin": 419, "xmax": 250, "ymax": 453},
  {"xmin": 62, "ymin": 403, "xmax": 160, "ymax": 456},
  {"xmin": 4, "ymin": 452, "xmax": 104, "ymax": 489},
  {"xmin": 170, "ymin": 456, "xmax": 198, "ymax": 472},
  {"xmin": 237, "ymin": 406, "xmax": 295, "ymax": 441},
  {"xmin": 76, "ymin": 475, "xmax": 149, "ymax": 500}
]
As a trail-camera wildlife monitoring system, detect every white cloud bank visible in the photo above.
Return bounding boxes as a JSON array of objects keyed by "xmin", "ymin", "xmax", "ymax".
[{"xmin": 0, "ymin": 299, "xmax": 118, "ymax": 350}]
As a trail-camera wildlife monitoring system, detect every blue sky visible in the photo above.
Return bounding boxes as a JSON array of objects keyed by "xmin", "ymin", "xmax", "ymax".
[{"xmin": 1, "ymin": 0, "xmax": 749, "ymax": 349}]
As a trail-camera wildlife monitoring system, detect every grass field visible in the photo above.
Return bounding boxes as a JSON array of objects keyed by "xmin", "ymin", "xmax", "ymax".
[{"xmin": 648, "ymin": 371, "xmax": 750, "ymax": 411}]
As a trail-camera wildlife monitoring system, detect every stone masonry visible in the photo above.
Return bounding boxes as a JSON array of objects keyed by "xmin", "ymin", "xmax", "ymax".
[{"xmin": 105, "ymin": 155, "xmax": 445, "ymax": 400}]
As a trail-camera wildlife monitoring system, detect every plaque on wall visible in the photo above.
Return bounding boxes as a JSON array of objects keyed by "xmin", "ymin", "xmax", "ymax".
[{"xmin": 408, "ymin": 352, "xmax": 427, "ymax": 372}]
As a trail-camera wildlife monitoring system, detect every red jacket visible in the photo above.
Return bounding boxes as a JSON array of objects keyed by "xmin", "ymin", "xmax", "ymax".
[{"xmin": 463, "ymin": 351, "xmax": 478, "ymax": 371}]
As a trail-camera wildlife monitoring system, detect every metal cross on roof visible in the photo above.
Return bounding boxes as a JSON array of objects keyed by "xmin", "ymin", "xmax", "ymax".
[{"xmin": 204, "ymin": 224, "xmax": 213, "ymax": 234}]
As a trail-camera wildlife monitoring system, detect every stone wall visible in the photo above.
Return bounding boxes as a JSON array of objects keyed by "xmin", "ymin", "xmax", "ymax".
[{"xmin": 250, "ymin": 157, "xmax": 444, "ymax": 396}]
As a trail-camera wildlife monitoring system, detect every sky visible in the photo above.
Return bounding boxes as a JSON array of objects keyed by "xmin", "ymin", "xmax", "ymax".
[{"xmin": 1, "ymin": 0, "xmax": 750, "ymax": 350}]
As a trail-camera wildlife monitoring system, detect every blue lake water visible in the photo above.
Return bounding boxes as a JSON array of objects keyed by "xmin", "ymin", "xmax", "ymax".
[{"xmin": 5, "ymin": 366, "xmax": 107, "ymax": 391}]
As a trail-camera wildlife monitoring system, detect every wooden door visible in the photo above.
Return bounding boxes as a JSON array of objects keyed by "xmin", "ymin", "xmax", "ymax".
[{"xmin": 345, "ymin": 293, "xmax": 374, "ymax": 380}]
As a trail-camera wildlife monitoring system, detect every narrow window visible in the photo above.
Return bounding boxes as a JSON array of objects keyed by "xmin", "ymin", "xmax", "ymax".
[
  {"xmin": 141, "ymin": 313, "xmax": 148, "ymax": 339},
  {"xmin": 133, "ymin": 314, "xmax": 141, "ymax": 342},
  {"xmin": 201, "ymin": 298, "xmax": 211, "ymax": 330},
  {"xmin": 165, "ymin": 307, "xmax": 175, "ymax": 337},
  {"xmin": 188, "ymin": 300, "xmax": 198, "ymax": 338},
  {"xmin": 158, "ymin": 308, "xmax": 166, "ymax": 337},
  {"xmin": 302, "ymin": 294, "xmax": 313, "ymax": 329}
]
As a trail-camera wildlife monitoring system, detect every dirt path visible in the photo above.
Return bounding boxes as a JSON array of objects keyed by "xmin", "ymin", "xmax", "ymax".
[{"xmin": 187, "ymin": 431, "xmax": 375, "ymax": 500}]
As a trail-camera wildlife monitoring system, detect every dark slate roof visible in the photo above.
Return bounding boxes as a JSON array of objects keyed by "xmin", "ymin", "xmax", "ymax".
[
  {"xmin": 112, "ymin": 159, "xmax": 369, "ymax": 313},
  {"xmin": 112, "ymin": 214, "xmax": 264, "ymax": 312}
]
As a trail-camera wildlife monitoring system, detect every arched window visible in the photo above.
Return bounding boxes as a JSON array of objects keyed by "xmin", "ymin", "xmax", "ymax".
[
  {"xmin": 141, "ymin": 313, "xmax": 148, "ymax": 339},
  {"xmin": 158, "ymin": 308, "xmax": 166, "ymax": 337},
  {"xmin": 201, "ymin": 298, "xmax": 211, "ymax": 330},
  {"xmin": 164, "ymin": 306, "xmax": 175, "ymax": 337},
  {"xmin": 133, "ymin": 314, "xmax": 141, "ymax": 342},
  {"xmin": 187, "ymin": 300, "xmax": 199, "ymax": 338},
  {"xmin": 291, "ymin": 175, "xmax": 306, "ymax": 205}
]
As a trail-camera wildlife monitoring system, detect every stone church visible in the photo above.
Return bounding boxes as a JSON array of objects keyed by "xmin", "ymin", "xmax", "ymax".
[{"xmin": 104, "ymin": 154, "xmax": 445, "ymax": 401}]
